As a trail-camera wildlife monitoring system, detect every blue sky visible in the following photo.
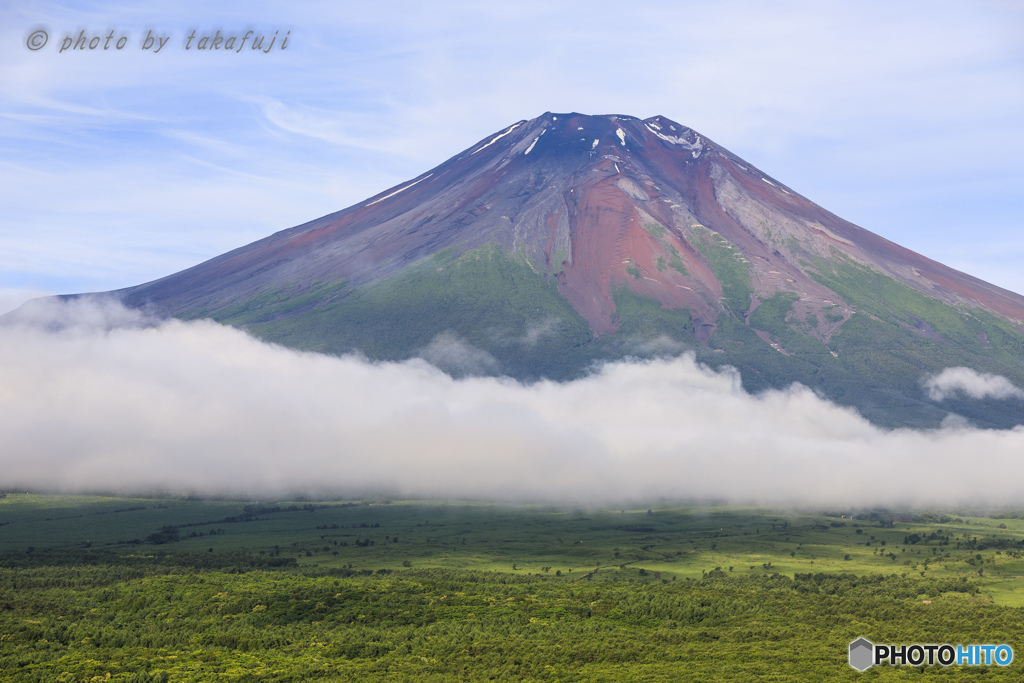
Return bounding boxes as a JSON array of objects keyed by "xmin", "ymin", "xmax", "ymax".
[{"xmin": 2, "ymin": 0, "xmax": 1023, "ymax": 314}]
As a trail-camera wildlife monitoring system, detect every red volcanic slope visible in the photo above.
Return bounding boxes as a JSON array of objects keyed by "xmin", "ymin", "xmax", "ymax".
[{"xmin": 117, "ymin": 112, "xmax": 1024, "ymax": 337}]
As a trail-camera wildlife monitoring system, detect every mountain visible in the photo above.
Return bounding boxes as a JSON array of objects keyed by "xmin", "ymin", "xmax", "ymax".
[{"xmin": 27, "ymin": 112, "xmax": 1024, "ymax": 428}]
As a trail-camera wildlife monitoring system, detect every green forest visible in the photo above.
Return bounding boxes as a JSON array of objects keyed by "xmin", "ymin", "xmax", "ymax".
[{"xmin": 3, "ymin": 494, "xmax": 1023, "ymax": 681}]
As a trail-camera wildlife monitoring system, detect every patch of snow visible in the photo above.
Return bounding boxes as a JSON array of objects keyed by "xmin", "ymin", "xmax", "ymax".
[
  {"xmin": 524, "ymin": 137, "xmax": 539, "ymax": 155},
  {"xmin": 591, "ymin": 139, "xmax": 599, "ymax": 149},
  {"xmin": 616, "ymin": 129, "xmax": 626, "ymax": 145},
  {"xmin": 761, "ymin": 178, "xmax": 776, "ymax": 186},
  {"xmin": 577, "ymin": 126, "xmax": 584, "ymax": 130},
  {"xmin": 644, "ymin": 124, "xmax": 703, "ymax": 158},
  {"xmin": 553, "ymin": 116, "xmax": 557, "ymax": 120},
  {"xmin": 614, "ymin": 163, "xmax": 620, "ymax": 173},
  {"xmin": 367, "ymin": 173, "xmax": 433, "ymax": 206},
  {"xmin": 648, "ymin": 121, "xmax": 661, "ymax": 130},
  {"xmin": 471, "ymin": 122, "xmax": 523, "ymax": 155},
  {"xmin": 669, "ymin": 125, "xmax": 676, "ymax": 131}
]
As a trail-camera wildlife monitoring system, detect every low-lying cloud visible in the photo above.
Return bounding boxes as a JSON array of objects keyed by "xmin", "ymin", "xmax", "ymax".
[
  {"xmin": 417, "ymin": 331, "xmax": 501, "ymax": 377},
  {"xmin": 923, "ymin": 367, "xmax": 1024, "ymax": 402},
  {"xmin": 0, "ymin": 289, "xmax": 53, "ymax": 317},
  {"xmin": 3, "ymin": 299, "xmax": 1024, "ymax": 507}
]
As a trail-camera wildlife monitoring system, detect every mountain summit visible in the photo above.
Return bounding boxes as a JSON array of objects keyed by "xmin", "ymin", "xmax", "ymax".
[{"xmin": 39, "ymin": 113, "xmax": 1024, "ymax": 427}]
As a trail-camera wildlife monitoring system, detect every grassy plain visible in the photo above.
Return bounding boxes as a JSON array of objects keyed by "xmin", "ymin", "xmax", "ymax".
[
  {"xmin": 5, "ymin": 495, "xmax": 1024, "ymax": 598},
  {"xmin": 3, "ymin": 494, "xmax": 1024, "ymax": 680}
]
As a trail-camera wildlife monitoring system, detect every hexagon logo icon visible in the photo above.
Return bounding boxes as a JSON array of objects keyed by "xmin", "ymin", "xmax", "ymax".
[{"xmin": 849, "ymin": 637, "xmax": 874, "ymax": 671}]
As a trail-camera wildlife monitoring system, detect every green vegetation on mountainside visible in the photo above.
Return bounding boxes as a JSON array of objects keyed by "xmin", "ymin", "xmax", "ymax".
[
  {"xmin": 193, "ymin": 280, "xmax": 351, "ymax": 326},
  {"xmin": 227, "ymin": 244, "xmax": 603, "ymax": 380},
  {"xmin": 182, "ymin": 240, "xmax": 1024, "ymax": 428},
  {"xmin": 203, "ymin": 243, "xmax": 708, "ymax": 380},
  {"xmin": 611, "ymin": 286, "xmax": 695, "ymax": 348},
  {"xmin": 690, "ymin": 227, "xmax": 752, "ymax": 315},
  {"xmin": 809, "ymin": 254, "xmax": 1024, "ymax": 371},
  {"xmin": 806, "ymin": 255, "xmax": 1024, "ymax": 427},
  {"xmin": 641, "ymin": 222, "xmax": 690, "ymax": 277},
  {"xmin": 673, "ymin": 251, "xmax": 1024, "ymax": 428}
]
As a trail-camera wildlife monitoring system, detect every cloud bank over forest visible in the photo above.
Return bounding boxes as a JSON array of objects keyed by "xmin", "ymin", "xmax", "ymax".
[{"xmin": 3, "ymin": 298, "xmax": 1024, "ymax": 507}]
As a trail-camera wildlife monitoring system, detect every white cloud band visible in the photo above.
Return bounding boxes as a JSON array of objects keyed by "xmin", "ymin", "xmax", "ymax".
[{"xmin": 3, "ymin": 300, "xmax": 1024, "ymax": 507}]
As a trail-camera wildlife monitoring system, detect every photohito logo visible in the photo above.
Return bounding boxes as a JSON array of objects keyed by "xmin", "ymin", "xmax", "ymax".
[{"xmin": 849, "ymin": 637, "xmax": 1013, "ymax": 670}]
